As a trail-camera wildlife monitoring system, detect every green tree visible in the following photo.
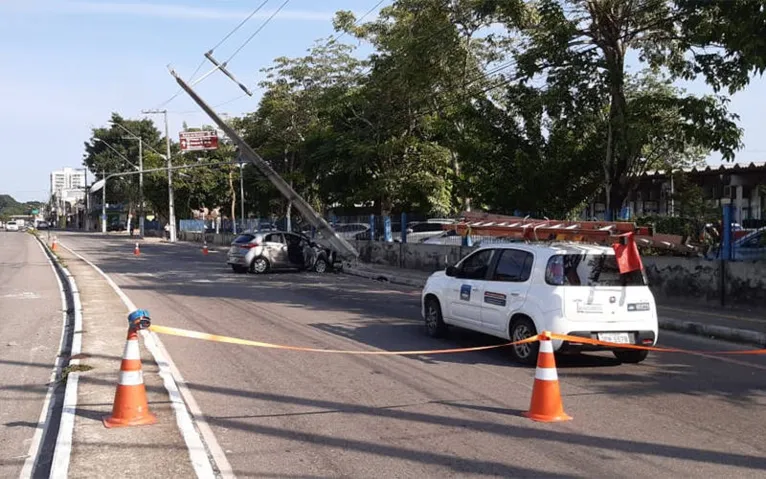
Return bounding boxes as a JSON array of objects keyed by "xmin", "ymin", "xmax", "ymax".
[
  {"xmin": 83, "ymin": 113, "xmax": 164, "ymax": 224},
  {"xmin": 500, "ymin": 0, "xmax": 763, "ymax": 219}
]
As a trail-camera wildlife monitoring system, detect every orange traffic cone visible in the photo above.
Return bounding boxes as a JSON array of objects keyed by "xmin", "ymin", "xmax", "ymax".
[
  {"xmin": 51, "ymin": 237, "xmax": 58, "ymax": 251},
  {"xmin": 134, "ymin": 242, "xmax": 140, "ymax": 256},
  {"xmin": 103, "ymin": 328, "xmax": 156, "ymax": 428},
  {"xmin": 202, "ymin": 241, "xmax": 208, "ymax": 255},
  {"xmin": 523, "ymin": 332, "xmax": 572, "ymax": 423}
]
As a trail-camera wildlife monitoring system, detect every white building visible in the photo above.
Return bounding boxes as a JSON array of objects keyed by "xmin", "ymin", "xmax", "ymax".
[
  {"xmin": 51, "ymin": 167, "xmax": 86, "ymax": 197},
  {"xmin": 50, "ymin": 167, "xmax": 88, "ymax": 227}
]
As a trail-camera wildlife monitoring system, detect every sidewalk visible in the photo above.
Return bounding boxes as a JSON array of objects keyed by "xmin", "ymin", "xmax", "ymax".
[
  {"xmin": 54, "ymin": 245, "xmax": 197, "ymax": 477},
  {"xmin": 343, "ymin": 262, "xmax": 766, "ymax": 348}
]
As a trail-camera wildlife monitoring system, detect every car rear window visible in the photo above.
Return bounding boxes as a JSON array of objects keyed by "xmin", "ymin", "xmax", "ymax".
[
  {"xmin": 233, "ymin": 234, "xmax": 254, "ymax": 244},
  {"xmin": 545, "ymin": 254, "xmax": 646, "ymax": 287}
]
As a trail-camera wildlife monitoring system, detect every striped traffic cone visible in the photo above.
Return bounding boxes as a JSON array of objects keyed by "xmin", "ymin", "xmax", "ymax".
[
  {"xmin": 103, "ymin": 328, "xmax": 156, "ymax": 428},
  {"xmin": 134, "ymin": 242, "xmax": 140, "ymax": 256},
  {"xmin": 202, "ymin": 240, "xmax": 208, "ymax": 255},
  {"xmin": 51, "ymin": 237, "xmax": 58, "ymax": 251},
  {"xmin": 523, "ymin": 332, "xmax": 572, "ymax": 422}
]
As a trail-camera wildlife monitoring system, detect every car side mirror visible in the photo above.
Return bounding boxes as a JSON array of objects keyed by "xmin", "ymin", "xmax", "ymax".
[{"xmin": 446, "ymin": 265, "xmax": 457, "ymax": 277}]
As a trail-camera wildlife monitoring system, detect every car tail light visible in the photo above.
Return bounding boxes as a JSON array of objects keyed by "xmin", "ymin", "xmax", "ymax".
[
  {"xmin": 241, "ymin": 242, "xmax": 259, "ymax": 249},
  {"xmin": 641, "ymin": 338, "xmax": 653, "ymax": 345}
]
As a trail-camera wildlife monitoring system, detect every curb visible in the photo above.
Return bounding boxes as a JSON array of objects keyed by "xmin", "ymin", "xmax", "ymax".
[
  {"xmin": 343, "ymin": 267, "xmax": 766, "ymax": 348},
  {"xmin": 658, "ymin": 317, "xmax": 766, "ymax": 348},
  {"xmin": 29, "ymin": 233, "xmax": 83, "ymax": 478}
]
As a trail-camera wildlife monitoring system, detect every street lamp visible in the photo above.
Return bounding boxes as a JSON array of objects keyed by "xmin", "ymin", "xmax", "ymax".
[{"xmin": 111, "ymin": 122, "xmax": 144, "ymax": 237}]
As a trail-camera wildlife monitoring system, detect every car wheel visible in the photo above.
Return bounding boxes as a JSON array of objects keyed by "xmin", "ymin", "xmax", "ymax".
[
  {"xmin": 613, "ymin": 350, "xmax": 649, "ymax": 364},
  {"xmin": 314, "ymin": 257, "xmax": 328, "ymax": 273},
  {"xmin": 250, "ymin": 257, "xmax": 270, "ymax": 274},
  {"xmin": 231, "ymin": 265, "xmax": 248, "ymax": 274},
  {"xmin": 424, "ymin": 297, "xmax": 448, "ymax": 338},
  {"xmin": 509, "ymin": 317, "xmax": 539, "ymax": 365}
]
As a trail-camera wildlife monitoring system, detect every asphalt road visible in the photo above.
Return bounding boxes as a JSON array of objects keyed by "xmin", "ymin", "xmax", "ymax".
[
  {"xmin": 58, "ymin": 232, "xmax": 766, "ymax": 478},
  {"xmin": 0, "ymin": 231, "xmax": 63, "ymax": 477}
]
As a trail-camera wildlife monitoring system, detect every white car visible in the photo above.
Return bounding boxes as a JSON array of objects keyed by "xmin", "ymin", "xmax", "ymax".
[
  {"xmin": 421, "ymin": 243, "xmax": 658, "ymax": 364},
  {"xmin": 6, "ymin": 221, "xmax": 19, "ymax": 231}
]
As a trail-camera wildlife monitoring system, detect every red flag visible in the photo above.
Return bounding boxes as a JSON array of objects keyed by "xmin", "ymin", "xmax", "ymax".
[{"xmin": 612, "ymin": 232, "xmax": 643, "ymax": 274}]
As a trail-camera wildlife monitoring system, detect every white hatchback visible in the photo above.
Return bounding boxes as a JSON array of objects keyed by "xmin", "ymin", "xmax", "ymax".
[{"xmin": 421, "ymin": 243, "xmax": 658, "ymax": 364}]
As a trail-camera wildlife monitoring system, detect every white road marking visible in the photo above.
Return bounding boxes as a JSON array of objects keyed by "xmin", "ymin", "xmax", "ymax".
[
  {"xmin": 0, "ymin": 292, "xmax": 41, "ymax": 299},
  {"xmin": 59, "ymin": 242, "xmax": 231, "ymax": 479},
  {"xmin": 19, "ymin": 237, "xmax": 71, "ymax": 479}
]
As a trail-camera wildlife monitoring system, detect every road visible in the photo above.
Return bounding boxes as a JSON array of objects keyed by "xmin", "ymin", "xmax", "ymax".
[
  {"xmin": 0, "ymin": 231, "xmax": 63, "ymax": 477},
  {"xmin": 58, "ymin": 232, "xmax": 766, "ymax": 477}
]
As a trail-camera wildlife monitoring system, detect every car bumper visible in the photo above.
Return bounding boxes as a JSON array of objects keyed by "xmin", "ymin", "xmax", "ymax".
[
  {"xmin": 227, "ymin": 255, "xmax": 247, "ymax": 265},
  {"xmin": 557, "ymin": 330, "xmax": 657, "ymax": 352}
]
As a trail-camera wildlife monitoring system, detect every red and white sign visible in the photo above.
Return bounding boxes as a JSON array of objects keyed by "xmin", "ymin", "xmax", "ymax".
[{"xmin": 179, "ymin": 130, "xmax": 219, "ymax": 151}]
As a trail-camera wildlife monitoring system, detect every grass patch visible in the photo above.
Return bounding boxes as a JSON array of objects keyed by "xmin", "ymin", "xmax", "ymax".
[{"xmin": 60, "ymin": 364, "xmax": 94, "ymax": 385}]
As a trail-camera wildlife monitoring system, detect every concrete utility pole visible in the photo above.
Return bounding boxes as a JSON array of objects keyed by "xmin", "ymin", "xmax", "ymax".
[{"xmin": 142, "ymin": 109, "xmax": 176, "ymax": 242}]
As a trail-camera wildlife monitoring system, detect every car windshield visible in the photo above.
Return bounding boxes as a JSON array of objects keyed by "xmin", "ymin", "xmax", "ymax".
[{"xmin": 545, "ymin": 254, "xmax": 646, "ymax": 287}]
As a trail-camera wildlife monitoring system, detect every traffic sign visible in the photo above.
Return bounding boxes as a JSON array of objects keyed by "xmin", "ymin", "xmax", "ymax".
[
  {"xmin": 179, "ymin": 130, "xmax": 219, "ymax": 152},
  {"xmin": 31, "ymin": 209, "xmax": 39, "ymax": 214}
]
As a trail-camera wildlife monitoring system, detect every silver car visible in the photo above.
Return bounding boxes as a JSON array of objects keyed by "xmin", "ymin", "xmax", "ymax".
[{"xmin": 227, "ymin": 231, "xmax": 337, "ymax": 274}]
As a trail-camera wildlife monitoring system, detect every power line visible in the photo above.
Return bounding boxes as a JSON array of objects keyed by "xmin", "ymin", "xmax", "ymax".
[
  {"xmin": 209, "ymin": 0, "xmax": 271, "ymax": 54},
  {"xmin": 225, "ymin": 0, "xmax": 291, "ymax": 65},
  {"xmin": 331, "ymin": 0, "xmax": 387, "ymax": 43}
]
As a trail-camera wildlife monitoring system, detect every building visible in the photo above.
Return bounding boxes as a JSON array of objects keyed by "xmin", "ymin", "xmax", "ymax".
[
  {"xmin": 586, "ymin": 162, "xmax": 766, "ymax": 224},
  {"xmin": 50, "ymin": 167, "xmax": 88, "ymax": 227},
  {"xmin": 51, "ymin": 167, "xmax": 86, "ymax": 196}
]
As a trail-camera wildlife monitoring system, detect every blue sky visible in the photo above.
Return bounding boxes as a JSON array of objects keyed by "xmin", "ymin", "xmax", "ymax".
[{"xmin": 1, "ymin": 0, "xmax": 764, "ymax": 202}]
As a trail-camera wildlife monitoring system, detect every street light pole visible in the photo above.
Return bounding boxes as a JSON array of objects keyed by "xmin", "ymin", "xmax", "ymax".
[
  {"xmin": 138, "ymin": 137, "xmax": 144, "ymax": 237},
  {"xmin": 142, "ymin": 109, "xmax": 176, "ymax": 242},
  {"xmin": 111, "ymin": 122, "xmax": 145, "ymax": 237},
  {"xmin": 240, "ymin": 162, "xmax": 245, "ymax": 232},
  {"xmin": 102, "ymin": 170, "xmax": 107, "ymax": 233}
]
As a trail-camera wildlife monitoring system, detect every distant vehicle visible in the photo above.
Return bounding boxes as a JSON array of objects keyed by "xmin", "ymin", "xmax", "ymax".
[
  {"xmin": 37, "ymin": 221, "xmax": 50, "ymax": 230},
  {"xmin": 6, "ymin": 221, "xmax": 19, "ymax": 232},
  {"xmin": 227, "ymin": 230, "xmax": 340, "ymax": 274},
  {"xmin": 421, "ymin": 242, "xmax": 658, "ymax": 364}
]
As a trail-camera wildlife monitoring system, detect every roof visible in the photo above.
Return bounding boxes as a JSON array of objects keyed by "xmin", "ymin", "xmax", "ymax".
[
  {"xmin": 643, "ymin": 161, "xmax": 766, "ymax": 177},
  {"xmin": 477, "ymin": 242, "xmax": 614, "ymax": 256}
]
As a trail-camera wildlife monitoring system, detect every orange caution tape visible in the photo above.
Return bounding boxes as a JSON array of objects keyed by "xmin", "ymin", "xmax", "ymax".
[
  {"xmin": 549, "ymin": 332, "xmax": 766, "ymax": 355},
  {"xmin": 150, "ymin": 325, "xmax": 540, "ymax": 356}
]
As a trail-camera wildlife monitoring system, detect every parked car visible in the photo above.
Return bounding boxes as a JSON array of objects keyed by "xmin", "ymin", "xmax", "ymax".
[
  {"xmin": 420, "ymin": 243, "xmax": 658, "ymax": 365},
  {"xmin": 5, "ymin": 221, "xmax": 19, "ymax": 232},
  {"xmin": 227, "ymin": 230, "xmax": 340, "ymax": 274},
  {"xmin": 36, "ymin": 221, "xmax": 50, "ymax": 230}
]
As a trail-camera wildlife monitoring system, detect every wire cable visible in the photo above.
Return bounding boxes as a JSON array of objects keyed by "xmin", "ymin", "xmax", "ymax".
[
  {"xmin": 209, "ymin": 0, "xmax": 271, "ymax": 54},
  {"xmin": 331, "ymin": 0, "xmax": 387, "ymax": 43},
  {"xmin": 224, "ymin": 0, "xmax": 291, "ymax": 65}
]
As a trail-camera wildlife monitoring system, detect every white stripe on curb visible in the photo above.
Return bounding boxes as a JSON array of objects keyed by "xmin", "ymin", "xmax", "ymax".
[
  {"xmin": 535, "ymin": 368, "xmax": 559, "ymax": 381},
  {"xmin": 123, "ymin": 339, "xmax": 141, "ymax": 360},
  {"xmin": 119, "ymin": 370, "xmax": 144, "ymax": 386},
  {"xmin": 19, "ymin": 236, "xmax": 72, "ymax": 478},
  {"xmin": 59, "ymin": 241, "xmax": 231, "ymax": 479},
  {"xmin": 43, "ymin": 239, "xmax": 84, "ymax": 479}
]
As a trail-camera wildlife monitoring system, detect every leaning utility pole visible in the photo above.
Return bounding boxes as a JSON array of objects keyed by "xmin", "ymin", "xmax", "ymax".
[
  {"xmin": 168, "ymin": 68, "xmax": 358, "ymax": 259},
  {"xmin": 142, "ymin": 108, "xmax": 177, "ymax": 242}
]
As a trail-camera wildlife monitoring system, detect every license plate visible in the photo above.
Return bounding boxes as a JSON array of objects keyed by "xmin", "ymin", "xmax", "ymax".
[{"xmin": 598, "ymin": 332, "xmax": 632, "ymax": 344}]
